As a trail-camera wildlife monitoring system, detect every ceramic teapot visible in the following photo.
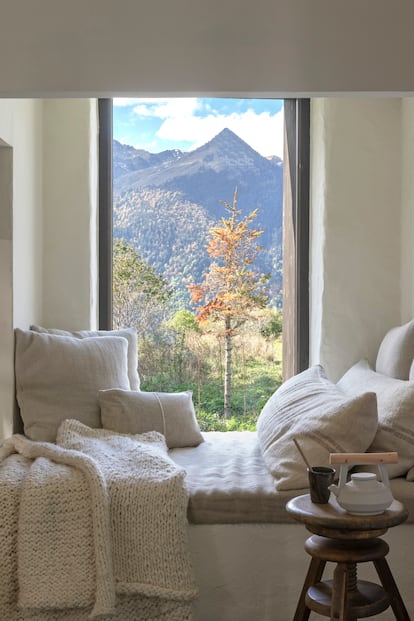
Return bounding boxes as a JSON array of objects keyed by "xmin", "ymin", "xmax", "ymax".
[{"xmin": 329, "ymin": 453, "xmax": 397, "ymax": 516}]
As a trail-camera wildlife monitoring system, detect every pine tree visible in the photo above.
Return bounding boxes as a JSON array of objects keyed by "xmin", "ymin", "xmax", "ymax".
[{"xmin": 189, "ymin": 191, "xmax": 269, "ymax": 417}]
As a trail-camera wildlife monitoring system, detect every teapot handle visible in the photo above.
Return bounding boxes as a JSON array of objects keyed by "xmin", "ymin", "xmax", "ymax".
[
  {"xmin": 330, "ymin": 453, "xmax": 397, "ymax": 490},
  {"xmin": 337, "ymin": 463, "xmax": 350, "ymax": 490},
  {"xmin": 378, "ymin": 463, "xmax": 390, "ymax": 487}
]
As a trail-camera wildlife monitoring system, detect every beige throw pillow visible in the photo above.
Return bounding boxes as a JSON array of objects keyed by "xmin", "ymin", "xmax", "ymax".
[
  {"xmin": 405, "ymin": 466, "xmax": 414, "ymax": 481},
  {"xmin": 256, "ymin": 365, "xmax": 377, "ymax": 491},
  {"xmin": 98, "ymin": 389, "xmax": 204, "ymax": 448},
  {"xmin": 30, "ymin": 325, "xmax": 140, "ymax": 390},
  {"xmin": 338, "ymin": 359, "xmax": 414, "ymax": 478},
  {"xmin": 15, "ymin": 329, "xmax": 130, "ymax": 442},
  {"xmin": 375, "ymin": 319, "xmax": 414, "ymax": 380}
]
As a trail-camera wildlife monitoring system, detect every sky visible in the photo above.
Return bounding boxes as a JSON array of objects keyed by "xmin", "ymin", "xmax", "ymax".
[{"xmin": 113, "ymin": 97, "xmax": 284, "ymax": 159}]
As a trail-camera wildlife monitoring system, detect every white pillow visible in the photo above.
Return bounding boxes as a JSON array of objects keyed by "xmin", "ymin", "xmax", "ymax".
[
  {"xmin": 405, "ymin": 464, "xmax": 414, "ymax": 481},
  {"xmin": 375, "ymin": 319, "xmax": 414, "ymax": 380},
  {"xmin": 98, "ymin": 389, "xmax": 204, "ymax": 448},
  {"xmin": 15, "ymin": 329, "xmax": 130, "ymax": 442},
  {"xmin": 338, "ymin": 359, "xmax": 414, "ymax": 478},
  {"xmin": 30, "ymin": 325, "xmax": 140, "ymax": 390},
  {"xmin": 256, "ymin": 365, "xmax": 377, "ymax": 491}
]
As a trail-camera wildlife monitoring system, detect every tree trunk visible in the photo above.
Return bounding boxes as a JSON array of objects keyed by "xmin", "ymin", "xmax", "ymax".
[{"xmin": 224, "ymin": 316, "xmax": 232, "ymax": 418}]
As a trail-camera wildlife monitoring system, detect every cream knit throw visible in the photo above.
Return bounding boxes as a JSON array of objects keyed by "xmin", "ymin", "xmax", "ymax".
[{"xmin": 0, "ymin": 420, "xmax": 197, "ymax": 620}]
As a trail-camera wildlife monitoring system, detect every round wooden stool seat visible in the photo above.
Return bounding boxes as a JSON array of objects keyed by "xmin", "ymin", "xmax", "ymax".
[
  {"xmin": 286, "ymin": 494, "xmax": 410, "ymax": 621},
  {"xmin": 305, "ymin": 534, "xmax": 389, "ymax": 563}
]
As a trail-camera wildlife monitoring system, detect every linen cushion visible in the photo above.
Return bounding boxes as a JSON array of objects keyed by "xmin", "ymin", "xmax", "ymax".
[
  {"xmin": 375, "ymin": 319, "xmax": 414, "ymax": 380},
  {"xmin": 410, "ymin": 359, "xmax": 414, "ymax": 381},
  {"xmin": 256, "ymin": 365, "xmax": 377, "ymax": 491},
  {"xmin": 15, "ymin": 329, "xmax": 130, "ymax": 442},
  {"xmin": 30, "ymin": 325, "xmax": 140, "ymax": 390},
  {"xmin": 338, "ymin": 359, "xmax": 414, "ymax": 478},
  {"xmin": 98, "ymin": 388, "xmax": 204, "ymax": 448},
  {"xmin": 405, "ymin": 465, "xmax": 414, "ymax": 481}
]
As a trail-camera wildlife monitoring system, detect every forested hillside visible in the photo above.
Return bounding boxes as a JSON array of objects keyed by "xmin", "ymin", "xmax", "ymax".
[{"xmin": 114, "ymin": 189, "xmax": 213, "ymax": 309}]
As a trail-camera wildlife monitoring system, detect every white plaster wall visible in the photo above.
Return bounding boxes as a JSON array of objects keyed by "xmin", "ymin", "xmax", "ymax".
[
  {"xmin": 0, "ymin": 99, "xmax": 98, "ymax": 440},
  {"xmin": 0, "ymin": 145, "xmax": 14, "ymax": 441},
  {"xmin": 1, "ymin": 2, "xmax": 414, "ymax": 96},
  {"xmin": 310, "ymin": 98, "xmax": 402, "ymax": 381},
  {"xmin": 400, "ymin": 100, "xmax": 414, "ymax": 321},
  {"xmin": 0, "ymin": 100, "xmax": 43, "ymax": 440},
  {"xmin": 42, "ymin": 99, "xmax": 99, "ymax": 330}
]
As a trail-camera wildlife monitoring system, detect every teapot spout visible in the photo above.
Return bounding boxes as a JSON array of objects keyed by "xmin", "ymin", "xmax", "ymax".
[{"xmin": 329, "ymin": 483, "xmax": 339, "ymax": 497}]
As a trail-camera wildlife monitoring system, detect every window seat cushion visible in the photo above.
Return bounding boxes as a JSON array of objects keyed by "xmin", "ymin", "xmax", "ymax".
[
  {"xmin": 30, "ymin": 325, "xmax": 140, "ymax": 390},
  {"xmin": 375, "ymin": 319, "xmax": 414, "ymax": 380},
  {"xmin": 99, "ymin": 388, "xmax": 204, "ymax": 448},
  {"xmin": 170, "ymin": 431, "xmax": 306, "ymax": 524},
  {"xmin": 15, "ymin": 329, "xmax": 130, "ymax": 443}
]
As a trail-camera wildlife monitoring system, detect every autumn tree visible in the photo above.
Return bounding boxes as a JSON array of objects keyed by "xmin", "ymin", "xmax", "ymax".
[
  {"xmin": 112, "ymin": 238, "xmax": 171, "ymax": 335},
  {"xmin": 189, "ymin": 191, "xmax": 269, "ymax": 418}
]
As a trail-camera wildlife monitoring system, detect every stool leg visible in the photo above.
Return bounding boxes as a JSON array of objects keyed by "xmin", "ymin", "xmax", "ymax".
[
  {"xmin": 331, "ymin": 562, "xmax": 350, "ymax": 621},
  {"xmin": 373, "ymin": 558, "xmax": 410, "ymax": 621},
  {"xmin": 293, "ymin": 558, "xmax": 326, "ymax": 621}
]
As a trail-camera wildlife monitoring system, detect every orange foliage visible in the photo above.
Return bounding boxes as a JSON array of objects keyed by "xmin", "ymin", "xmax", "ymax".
[{"xmin": 188, "ymin": 190, "xmax": 268, "ymax": 329}]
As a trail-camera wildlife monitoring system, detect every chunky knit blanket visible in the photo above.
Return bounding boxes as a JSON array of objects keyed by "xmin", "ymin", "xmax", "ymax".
[{"xmin": 0, "ymin": 420, "xmax": 197, "ymax": 620}]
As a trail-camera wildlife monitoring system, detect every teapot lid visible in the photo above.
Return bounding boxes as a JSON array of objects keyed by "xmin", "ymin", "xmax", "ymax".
[{"xmin": 351, "ymin": 472, "xmax": 376, "ymax": 481}]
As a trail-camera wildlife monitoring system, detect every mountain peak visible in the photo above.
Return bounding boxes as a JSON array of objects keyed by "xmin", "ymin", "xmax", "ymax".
[
  {"xmin": 216, "ymin": 127, "xmax": 238, "ymax": 139},
  {"xmin": 204, "ymin": 127, "xmax": 255, "ymax": 150},
  {"xmin": 188, "ymin": 127, "xmax": 264, "ymax": 166}
]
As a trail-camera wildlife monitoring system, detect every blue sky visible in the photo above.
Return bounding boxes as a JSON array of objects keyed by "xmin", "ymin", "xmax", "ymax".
[{"xmin": 113, "ymin": 98, "xmax": 284, "ymax": 158}]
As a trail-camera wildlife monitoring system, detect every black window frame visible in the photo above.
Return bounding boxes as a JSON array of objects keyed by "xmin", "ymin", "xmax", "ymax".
[{"xmin": 98, "ymin": 98, "xmax": 113, "ymax": 329}]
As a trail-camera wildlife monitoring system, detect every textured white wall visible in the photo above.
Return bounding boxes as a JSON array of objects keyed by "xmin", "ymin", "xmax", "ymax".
[
  {"xmin": 0, "ymin": 144, "xmax": 14, "ymax": 441},
  {"xmin": 0, "ymin": 1, "xmax": 414, "ymax": 96},
  {"xmin": 0, "ymin": 100, "xmax": 43, "ymax": 439},
  {"xmin": 401, "ymin": 100, "xmax": 414, "ymax": 322},
  {"xmin": 310, "ymin": 98, "xmax": 402, "ymax": 381},
  {"xmin": 0, "ymin": 99, "xmax": 98, "ymax": 440},
  {"xmin": 42, "ymin": 99, "xmax": 99, "ymax": 330}
]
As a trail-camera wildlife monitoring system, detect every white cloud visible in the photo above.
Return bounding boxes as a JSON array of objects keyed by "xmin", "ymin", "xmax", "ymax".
[{"xmin": 133, "ymin": 98, "xmax": 200, "ymax": 120}]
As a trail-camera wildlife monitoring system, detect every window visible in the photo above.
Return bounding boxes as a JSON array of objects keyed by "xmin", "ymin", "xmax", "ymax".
[{"xmin": 98, "ymin": 97, "xmax": 309, "ymax": 423}]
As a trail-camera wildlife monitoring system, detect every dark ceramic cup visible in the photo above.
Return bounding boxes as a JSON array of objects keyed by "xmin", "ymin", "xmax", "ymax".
[{"xmin": 308, "ymin": 466, "xmax": 336, "ymax": 503}]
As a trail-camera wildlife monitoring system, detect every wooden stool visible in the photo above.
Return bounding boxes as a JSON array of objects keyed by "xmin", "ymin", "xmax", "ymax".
[{"xmin": 286, "ymin": 494, "xmax": 410, "ymax": 621}]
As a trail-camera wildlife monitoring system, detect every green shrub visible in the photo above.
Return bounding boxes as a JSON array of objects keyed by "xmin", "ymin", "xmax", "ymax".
[{"xmin": 197, "ymin": 411, "xmax": 258, "ymax": 432}]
